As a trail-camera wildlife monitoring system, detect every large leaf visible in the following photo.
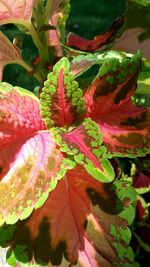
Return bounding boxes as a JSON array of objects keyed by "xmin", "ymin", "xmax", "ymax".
[
  {"xmin": 53, "ymin": 118, "xmax": 115, "ymax": 183},
  {"xmin": 0, "ymin": 32, "xmax": 22, "ymax": 80},
  {"xmin": 113, "ymin": 0, "xmax": 150, "ymax": 58},
  {"xmin": 0, "ymin": 83, "xmax": 72, "ymax": 225},
  {"xmin": 66, "ymin": 17, "xmax": 124, "ymax": 52},
  {"xmin": 83, "ymin": 51, "xmax": 141, "ymax": 117},
  {"xmin": 40, "ymin": 57, "xmax": 85, "ymax": 128},
  {"xmin": 0, "ymin": 0, "xmax": 35, "ymax": 24},
  {"xmin": 0, "ymin": 165, "xmax": 138, "ymax": 267}
]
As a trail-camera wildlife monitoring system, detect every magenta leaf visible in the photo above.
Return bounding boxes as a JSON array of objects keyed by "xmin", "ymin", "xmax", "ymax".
[
  {"xmin": 53, "ymin": 118, "xmax": 115, "ymax": 183},
  {"xmin": 1, "ymin": 165, "xmax": 138, "ymax": 266},
  {"xmin": 0, "ymin": 83, "xmax": 73, "ymax": 225},
  {"xmin": 40, "ymin": 57, "xmax": 85, "ymax": 128},
  {"xmin": 0, "ymin": 0, "xmax": 35, "ymax": 23}
]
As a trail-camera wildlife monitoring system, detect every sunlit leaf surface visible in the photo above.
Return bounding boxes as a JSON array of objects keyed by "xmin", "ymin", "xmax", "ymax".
[{"xmin": 0, "ymin": 166, "xmax": 138, "ymax": 267}]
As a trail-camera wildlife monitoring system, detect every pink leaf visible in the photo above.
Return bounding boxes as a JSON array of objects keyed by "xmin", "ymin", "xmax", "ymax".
[
  {"xmin": 0, "ymin": 82, "xmax": 45, "ymax": 145},
  {"xmin": 0, "ymin": 83, "xmax": 66, "ymax": 225},
  {"xmin": 0, "ymin": 0, "xmax": 35, "ymax": 23},
  {"xmin": 113, "ymin": 28, "xmax": 150, "ymax": 59},
  {"xmin": 40, "ymin": 58, "xmax": 85, "ymax": 128},
  {"xmin": 0, "ymin": 32, "xmax": 22, "ymax": 79},
  {"xmin": 5, "ymin": 165, "xmax": 137, "ymax": 266},
  {"xmin": 55, "ymin": 118, "xmax": 115, "ymax": 183}
]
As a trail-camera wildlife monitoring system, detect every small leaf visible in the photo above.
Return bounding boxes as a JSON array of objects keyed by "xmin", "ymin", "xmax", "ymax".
[
  {"xmin": 53, "ymin": 118, "xmax": 115, "ymax": 183},
  {"xmin": 40, "ymin": 57, "xmax": 85, "ymax": 128},
  {"xmin": 133, "ymin": 171, "xmax": 150, "ymax": 194},
  {"xmin": 1, "ymin": 165, "xmax": 138, "ymax": 266}
]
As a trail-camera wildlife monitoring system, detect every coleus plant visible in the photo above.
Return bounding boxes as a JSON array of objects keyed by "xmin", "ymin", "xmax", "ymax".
[{"xmin": 0, "ymin": 0, "xmax": 150, "ymax": 267}]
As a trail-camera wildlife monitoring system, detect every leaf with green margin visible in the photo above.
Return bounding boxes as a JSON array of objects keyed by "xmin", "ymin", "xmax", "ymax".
[
  {"xmin": 40, "ymin": 57, "xmax": 85, "ymax": 128},
  {"xmin": 135, "ymin": 59, "xmax": 150, "ymax": 96},
  {"xmin": 134, "ymin": 171, "xmax": 150, "ymax": 194},
  {"xmin": 48, "ymin": 0, "xmax": 70, "ymax": 56},
  {"xmin": 83, "ymin": 51, "xmax": 141, "ymax": 117},
  {"xmin": 0, "ymin": 165, "xmax": 138, "ymax": 267},
  {"xmin": 52, "ymin": 118, "xmax": 115, "ymax": 183},
  {"xmin": 0, "ymin": 83, "xmax": 75, "ymax": 225},
  {"xmin": 113, "ymin": 0, "xmax": 150, "ymax": 58}
]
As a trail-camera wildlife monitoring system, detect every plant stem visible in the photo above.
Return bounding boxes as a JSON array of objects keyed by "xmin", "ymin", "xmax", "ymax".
[{"xmin": 15, "ymin": 59, "xmax": 43, "ymax": 83}]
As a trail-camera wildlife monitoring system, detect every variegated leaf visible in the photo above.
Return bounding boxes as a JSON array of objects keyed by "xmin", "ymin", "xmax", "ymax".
[
  {"xmin": 83, "ymin": 51, "xmax": 141, "ymax": 117},
  {"xmin": 40, "ymin": 57, "xmax": 85, "ymax": 128},
  {"xmin": 113, "ymin": 0, "xmax": 150, "ymax": 58},
  {"xmin": 0, "ymin": 83, "xmax": 73, "ymax": 225},
  {"xmin": 0, "ymin": 165, "xmax": 138, "ymax": 267},
  {"xmin": 53, "ymin": 118, "xmax": 115, "ymax": 183},
  {"xmin": 95, "ymin": 99, "xmax": 150, "ymax": 157}
]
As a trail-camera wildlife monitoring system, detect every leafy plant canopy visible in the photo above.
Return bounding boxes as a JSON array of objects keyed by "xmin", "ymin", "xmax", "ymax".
[{"xmin": 0, "ymin": 0, "xmax": 150, "ymax": 266}]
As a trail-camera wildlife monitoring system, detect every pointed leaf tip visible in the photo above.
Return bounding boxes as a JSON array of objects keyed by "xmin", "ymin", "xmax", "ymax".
[
  {"xmin": 40, "ymin": 58, "xmax": 85, "ymax": 128},
  {"xmin": 53, "ymin": 118, "xmax": 115, "ymax": 183}
]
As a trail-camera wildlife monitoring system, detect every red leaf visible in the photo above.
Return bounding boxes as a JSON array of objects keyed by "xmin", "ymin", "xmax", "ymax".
[
  {"xmin": 83, "ymin": 52, "xmax": 141, "ymax": 117},
  {"xmin": 66, "ymin": 17, "xmax": 124, "ymax": 51},
  {"xmin": 5, "ymin": 165, "xmax": 137, "ymax": 266},
  {"xmin": 95, "ymin": 100, "xmax": 150, "ymax": 157},
  {"xmin": 133, "ymin": 171, "xmax": 150, "ymax": 193},
  {"xmin": 55, "ymin": 118, "xmax": 115, "ymax": 183}
]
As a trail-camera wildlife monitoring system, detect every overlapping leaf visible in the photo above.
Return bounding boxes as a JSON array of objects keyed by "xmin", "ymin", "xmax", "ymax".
[
  {"xmin": 0, "ymin": 165, "xmax": 138, "ymax": 267},
  {"xmin": 113, "ymin": 0, "xmax": 150, "ymax": 58},
  {"xmin": 0, "ymin": 83, "xmax": 70, "ymax": 226},
  {"xmin": 82, "ymin": 52, "xmax": 150, "ymax": 157},
  {"xmin": 40, "ymin": 57, "xmax": 85, "ymax": 128},
  {"xmin": 0, "ymin": 0, "xmax": 35, "ymax": 24},
  {"xmin": 53, "ymin": 118, "xmax": 115, "ymax": 183}
]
